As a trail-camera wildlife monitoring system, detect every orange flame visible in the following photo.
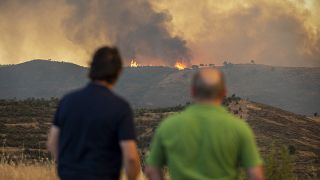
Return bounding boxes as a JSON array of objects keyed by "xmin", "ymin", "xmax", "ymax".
[
  {"xmin": 174, "ymin": 62, "xmax": 186, "ymax": 70},
  {"xmin": 130, "ymin": 59, "xmax": 139, "ymax": 67}
]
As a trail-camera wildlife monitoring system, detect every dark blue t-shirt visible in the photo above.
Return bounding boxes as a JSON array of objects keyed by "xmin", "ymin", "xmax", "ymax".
[{"xmin": 53, "ymin": 82, "xmax": 136, "ymax": 180}]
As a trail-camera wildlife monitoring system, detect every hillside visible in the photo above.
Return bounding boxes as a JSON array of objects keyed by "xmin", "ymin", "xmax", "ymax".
[
  {"xmin": 0, "ymin": 60, "xmax": 319, "ymax": 115},
  {"xmin": 0, "ymin": 98, "xmax": 318, "ymax": 179}
]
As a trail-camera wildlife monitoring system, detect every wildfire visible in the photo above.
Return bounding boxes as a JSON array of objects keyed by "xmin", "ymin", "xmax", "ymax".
[
  {"xmin": 130, "ymin": 59, "xmax": 140, "ymax": 67},
  {"xmin": 174, "ymin": 62, "xmax": 186, "ymax": 70}
]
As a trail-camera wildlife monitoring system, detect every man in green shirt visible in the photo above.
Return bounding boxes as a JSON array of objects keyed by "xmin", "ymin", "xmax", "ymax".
[{"xmin": 145, "ymin": 68, "xmax": 264, "ymax": 180}]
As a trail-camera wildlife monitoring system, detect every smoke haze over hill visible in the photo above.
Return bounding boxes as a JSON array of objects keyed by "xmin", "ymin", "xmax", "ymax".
[
  {"xmin": 0, "ymin": 0, "xmax": 319, "ymax": 66},
  {"xmin": 0, "ymin": 60, "xmax": 319, "ymax": 115},
  {"xmin": 0, "ymin": 0, "xmax": 191, "ymax": 66}
]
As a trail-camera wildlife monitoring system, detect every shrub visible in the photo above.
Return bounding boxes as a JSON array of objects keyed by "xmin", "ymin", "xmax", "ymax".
[
  {"xmin": 265, "ymin": 144, "xmax": 296, "ymax": 180},
  {"xmin": 240, "ymin": 144, "xmax": 296, "ymax": 180}
]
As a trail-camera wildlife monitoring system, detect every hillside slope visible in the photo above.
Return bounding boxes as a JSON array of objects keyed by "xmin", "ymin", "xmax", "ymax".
[
  {"xmin": 0, "ymin": 99, "xmax": 318, "ymax": 179},
  {"xmin": 0, "ymin": 60, "xmax": 319, "ymax": 115},
  {"xmin": 0, "ymin": 60, "xmax": 87, "ymax": 98}
]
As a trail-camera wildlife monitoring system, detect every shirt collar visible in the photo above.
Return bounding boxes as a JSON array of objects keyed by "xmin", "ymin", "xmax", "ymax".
[{"xmin": 87, "ymin": 82, "xmax": 111, "ymax": 91}]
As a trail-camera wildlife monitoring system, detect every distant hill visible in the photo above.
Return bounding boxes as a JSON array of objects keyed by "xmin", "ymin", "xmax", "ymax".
[{"xmin": 0, "ymin": 60, "xmax": 319, "ymax": 115}]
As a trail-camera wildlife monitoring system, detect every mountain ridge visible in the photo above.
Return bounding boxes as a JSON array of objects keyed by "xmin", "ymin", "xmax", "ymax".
[{"xmin": 0, "ymin": 59, "xmax": 319, "ymax": 115}]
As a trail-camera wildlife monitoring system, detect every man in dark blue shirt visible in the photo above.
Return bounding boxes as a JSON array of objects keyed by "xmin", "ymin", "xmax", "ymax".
[{"xmin": 47, "ymin": 47, "xmax": 140, "ymax": 180}]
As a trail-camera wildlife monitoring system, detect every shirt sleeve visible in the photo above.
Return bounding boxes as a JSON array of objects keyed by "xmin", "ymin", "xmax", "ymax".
[
  {"xmin": 117, "ymin": 104, "xmax": 136, "ymax": 141},
  {"xmin": 146, "ymin": 127, "xmax": 166, "ymax": 167},
  {"xmin": 239, "ymin": 123, "xmax": 263, "ymax": 168}
]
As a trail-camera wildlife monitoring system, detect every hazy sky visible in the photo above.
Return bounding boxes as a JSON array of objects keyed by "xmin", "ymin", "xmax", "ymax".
[{"xmin": 0, "ymin": 0, "xmax": 319, "ymax": 67}]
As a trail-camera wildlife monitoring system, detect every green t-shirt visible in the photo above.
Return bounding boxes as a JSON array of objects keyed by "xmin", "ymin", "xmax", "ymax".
[{"xmin": 146, "ymin": 104, "xmax": 263, "ymax": 180}]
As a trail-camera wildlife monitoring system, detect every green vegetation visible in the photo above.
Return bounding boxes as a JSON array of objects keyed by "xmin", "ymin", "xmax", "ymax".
[
  {"xmin": 239, "ymin": 145, "xmax": 297, "ymax": 180},
  {"xmin": 265, "ymin": 144, "xmax": 296, "ymax": 180}
]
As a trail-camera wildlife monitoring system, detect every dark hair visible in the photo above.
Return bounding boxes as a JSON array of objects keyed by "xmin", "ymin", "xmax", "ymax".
[{"xmin": 89, "ymin": 46, "xmax": 123, "ymax": 84}]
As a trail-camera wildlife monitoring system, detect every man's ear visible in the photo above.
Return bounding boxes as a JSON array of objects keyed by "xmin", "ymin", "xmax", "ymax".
[{"xmin": 219, "ymin": 87, "xmax": 227, "ymax": 99}]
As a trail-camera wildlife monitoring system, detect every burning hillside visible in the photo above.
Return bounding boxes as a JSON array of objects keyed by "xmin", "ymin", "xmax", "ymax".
[
  {"xmin": 129, "ymin": 59, "xmax": 187, "ymax": 70},
  {"xmin": 130, "ymin": 59, "xmax": 140, "ymax": 67},
  {"xmin": 174, "ymin": 62, "xmax": 187, "ymax": 70}
]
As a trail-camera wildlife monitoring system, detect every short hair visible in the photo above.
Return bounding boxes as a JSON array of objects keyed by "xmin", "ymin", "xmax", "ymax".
[
  {"xmin": 192, "ymin": 69, "xmax": 225, "ymax": 100},
  {"xmin": 89, "ymin": 46, "xmax": 123, "ymax": 84}
]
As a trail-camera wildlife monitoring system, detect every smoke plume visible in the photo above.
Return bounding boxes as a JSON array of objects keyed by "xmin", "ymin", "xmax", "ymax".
[
  {"xmin": 154, "ymin": 0, "xmax": 320, "ymax": 67},
  {"xmin": 0, "ymin": 0, "xmax": 191, "ymax": 66},
  {"xmin": 0, "ymin": 0, "xmax": 319, "ymax": 67}
]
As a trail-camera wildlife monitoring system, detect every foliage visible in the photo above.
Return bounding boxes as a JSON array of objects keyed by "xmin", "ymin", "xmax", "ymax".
[
  {"xmin": 265, "ymin": 144, "xmax": 296, "ymax": 180},
  {"xmin": 239, "ymin": 144, "xmax": 298, "ymax": 180}
]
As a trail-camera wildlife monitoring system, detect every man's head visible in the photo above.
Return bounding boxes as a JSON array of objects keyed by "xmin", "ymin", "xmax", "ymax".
[
  {"xmin": 89, "ymin": 46, "xmax": 123, "ymax": 85},
  {"xmin": 191, "ymin": 68, "xmax": 226, "ymax": 103}
]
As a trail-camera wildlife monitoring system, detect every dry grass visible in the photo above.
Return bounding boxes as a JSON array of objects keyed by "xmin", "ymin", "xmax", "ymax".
[
  {"xmin": 0, "ymin": 163, "xmax": 57, "ymax": 180},
  {"xmin": 0, "ymin": 163, "xmax": 148, "ymax": 180}
]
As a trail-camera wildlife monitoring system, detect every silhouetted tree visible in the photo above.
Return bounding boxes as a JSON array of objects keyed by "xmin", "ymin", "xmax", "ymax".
[
  {"xmin": 223, "ymin": 61, "xmax": 233, "ymax": 68},
  {"xmin": 191, "ymin": 65, "xmax": 199, "ymax": 69}
]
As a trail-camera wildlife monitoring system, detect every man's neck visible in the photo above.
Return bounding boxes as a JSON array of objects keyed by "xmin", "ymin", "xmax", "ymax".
[
  {"xmin": 194, "ymin": 98, "xmax": 223, "ymax": 106},
  {"xmin": 93, "ymin": 80, "xmax": 113, "ymax": 89}
]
